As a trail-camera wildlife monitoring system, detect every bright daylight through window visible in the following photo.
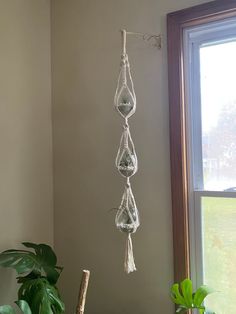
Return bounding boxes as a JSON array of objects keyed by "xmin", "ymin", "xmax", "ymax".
[
  {"xmin": 184, "ymin": 18, "xmax": 236, "ymax": 314},
  {"xmin": 201, "ymin": 42, "xmax": 236, "ymax": 191}
]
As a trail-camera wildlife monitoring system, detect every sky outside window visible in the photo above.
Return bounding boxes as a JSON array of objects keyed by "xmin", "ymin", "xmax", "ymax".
[{"xmin": 200, "ymin": 41, "xmax": 236, "ymax": 190}]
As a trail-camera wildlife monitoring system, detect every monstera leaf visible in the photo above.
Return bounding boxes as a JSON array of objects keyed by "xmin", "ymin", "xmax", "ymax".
[
  {"xmin": 15, "ymin": 300, "xmax": 32, "ymax": 314},
  {"xmin": 0, "ymin": 242, "xmax": 64, "ymax": 314},
  {"xmin": 0, "ymin": 300, "xmax": 32, "ymax": 314},
  {"xmin": 18, "ymin": 278, "xmax": 65, "ymax": 314},
  {"xmin": 0, "ymin": 305, "xmax": 14, "ymax": 314},
  {"xmin": 171, "ymin": 279, "xmax": 214, "ymax": 313},
  {"xmin": 0, "ymin": 242, "xmax": 62, "ymax": 284}
]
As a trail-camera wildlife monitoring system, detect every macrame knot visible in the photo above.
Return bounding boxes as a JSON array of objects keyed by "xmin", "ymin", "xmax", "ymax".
[
  {"xmin": 126, "ymin": 177, "xmax": 130, "ymax": 187},
  {"xmin": 121, "ymin": 53, "xmax": 128, "ymax": 65},
  {"xmin": 123, "ymin": 123, "xmax": 129, "ymax": 130}
]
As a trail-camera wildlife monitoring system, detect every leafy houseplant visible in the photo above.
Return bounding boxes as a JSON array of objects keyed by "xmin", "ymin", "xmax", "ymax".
[
  {"xmin": 0, "ymin": 242, "xmax": 65, "ymax": 314},
  {"xmin": 171, "ymin": 278, "xmax": 215, "ymax": 314},
  {"xmin": 0, "ymin": 300, "xmax": 31, "ymax": 314}
]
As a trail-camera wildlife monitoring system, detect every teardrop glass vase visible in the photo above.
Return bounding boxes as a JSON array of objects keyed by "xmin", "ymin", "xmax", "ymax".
[
  {"xmin": 116, "ymin": 84, "xmax": 136, "ymax": 119},
  {"xmin": 115, "ymin": 185, "xmax": 140, "ymax": 233},
  {"xmin": 114, "ymin": 55, "xmax": 136, "ymax": 119},
  {"xmin": 116, "ymin": 127, "xmax": 138, "ymax": 177}
]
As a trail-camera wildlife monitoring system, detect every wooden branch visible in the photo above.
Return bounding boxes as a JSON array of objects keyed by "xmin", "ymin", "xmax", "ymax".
[{"xmin": 76, "ymin": 270, "xmax": 90, "ymax": 314}]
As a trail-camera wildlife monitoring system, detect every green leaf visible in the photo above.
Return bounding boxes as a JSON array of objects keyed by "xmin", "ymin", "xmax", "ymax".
[
  {"xmin": 176, "ymin": 305, "xmax": 188, "ymax": 313},
  {"xmin": 22, "ymin": 243, "xmax": 61, "ymax": 284},
  {"xmin": 171, "ymin": 283, "xmax": 186, "ymax": 306},
  {"xmin": 180, "ymin": 279, "xmax": 193, "ymax": 307},
  {"xmin": 17, "ymin": 271, "xmax": 40, "ymax": 284},
  {"xmin": 0, "ymin": 251, "xmax": 37, "ymax": 274},
  {"xmin": 0, "ymin": 306, "xmax": 15, "ymax": 314},
  {"xmin": 22, "ymin": 243, "xmax": 57, "ymax": 267},
  {"xmin": 193, "ymin": 285, "xmax": 214, "ymax": 307},
  {"xmin": 18, "ymin": 278, "xmax": 65, "ymax": 314},
  {"xmin": 171, "ymin": 279, "xmax": 214, "ymax": 313},
  {"xmin": 0, "ymin": 242, "xmax": 62, "ymax": 284},
  {"xmin": 15, "ymin": 300, "xmax": 32, "ymax": 314},
  {"xmin": 0, "ymin": 301, "xmax": 32, "ymax": 314}
]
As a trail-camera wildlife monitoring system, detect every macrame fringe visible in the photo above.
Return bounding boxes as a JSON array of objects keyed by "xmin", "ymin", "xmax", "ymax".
[{"xmin": 124, "ymin": 233, "xmax": 137, "ymax": 274}]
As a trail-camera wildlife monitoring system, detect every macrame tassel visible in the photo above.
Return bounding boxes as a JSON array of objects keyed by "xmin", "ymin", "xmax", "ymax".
[{"xmin": 124, "ymin": 233, "xmax": 137, "ymax": 274}]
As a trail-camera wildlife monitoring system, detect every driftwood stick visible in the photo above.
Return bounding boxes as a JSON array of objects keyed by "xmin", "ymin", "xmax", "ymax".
[{"xmin": 76, "ymin": 270, "xmax": 90, "ymax": 314}]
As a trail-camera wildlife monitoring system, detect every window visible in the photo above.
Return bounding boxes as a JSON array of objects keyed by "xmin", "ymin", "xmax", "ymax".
[
  {"xmin": 168, "ymin": 1, "xmax": 236, "ymax": 313},
  {"xmin": 184, "ymin": 18, "xmax": 236, "ymax": 312}
]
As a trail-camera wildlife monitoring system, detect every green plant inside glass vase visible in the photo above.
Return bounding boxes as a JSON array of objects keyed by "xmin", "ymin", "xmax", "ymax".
[
  {"xmin": 171, "ymin": 278, "xmax": 215, "ymax": 314},
  {"xmin": 0, "ymin": 242, "xmax": 65, "ymax": 314}
]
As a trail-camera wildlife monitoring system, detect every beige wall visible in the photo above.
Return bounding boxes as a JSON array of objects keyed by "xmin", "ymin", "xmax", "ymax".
[
  {"xmin": 51, "ymin": 0, "xmax": 210, "ymax": 313},
  {"xmin": 0, "ymin": 0, "xmax": 53, "ymax": 305},
  {"xmin": 0, "ymin": 0, "xmax": 213, "ymax": 312}
]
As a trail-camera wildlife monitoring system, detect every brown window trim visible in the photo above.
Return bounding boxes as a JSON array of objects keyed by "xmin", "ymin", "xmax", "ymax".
[{"xmin": 167, "ymin": 0, "xmax": 236, "ymax": 283}]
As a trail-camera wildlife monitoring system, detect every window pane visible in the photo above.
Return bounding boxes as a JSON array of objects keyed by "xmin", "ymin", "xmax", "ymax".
[
  {"xmin": 202, "ymin": 196, "xmax": 236, "ymax": 313},
  {"xmin": 200, "ymin": 42, "xmax": 236, "ymax": 191}
]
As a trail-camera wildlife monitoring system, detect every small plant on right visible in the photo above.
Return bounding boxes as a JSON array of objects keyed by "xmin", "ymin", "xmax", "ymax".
[{"xmin": 171, "ymin": 278, "xmax": 215, "ymax": 314}]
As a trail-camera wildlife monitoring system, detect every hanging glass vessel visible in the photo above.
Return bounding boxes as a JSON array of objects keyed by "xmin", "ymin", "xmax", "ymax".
[
  {"xmin": 116, "ymin": 126, "xmax": 138, "ymax": 177},
  {"xmin": 115, "ymin": 185, "xmax": 140, "ymax": 233},
  {"xmin": 114, "ymin": 55, "xmax": 136, "ymax": 119}
]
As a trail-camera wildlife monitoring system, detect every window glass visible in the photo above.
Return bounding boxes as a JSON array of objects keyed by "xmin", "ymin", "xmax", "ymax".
[
  {"xmin": 200, "ymin": 42, "xmax": 236, "ymax": 191},
  {"xmin": 202, "ymin": 196, "xmax": 236, "ymax": 313}
]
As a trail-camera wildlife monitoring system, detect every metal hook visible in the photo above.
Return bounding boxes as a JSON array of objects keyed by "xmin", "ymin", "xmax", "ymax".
[{"xmin": 143, "ymin": 34, "xmax": 162, "ymax": 49}]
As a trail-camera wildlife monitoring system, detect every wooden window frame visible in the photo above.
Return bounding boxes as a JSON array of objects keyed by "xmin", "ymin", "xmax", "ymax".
[{"xmin": 167, "ymin": 0, "xmax": 236, "ymax": 283}]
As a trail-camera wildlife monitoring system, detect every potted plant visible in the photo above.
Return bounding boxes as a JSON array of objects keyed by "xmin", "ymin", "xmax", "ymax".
[
  {"xmin": 0, "ymin": 242, "xmax": 65, "ymax": 314},
  {"xmin": 171, "ymin": 278, "xmax": 215, "ymax": 314}
]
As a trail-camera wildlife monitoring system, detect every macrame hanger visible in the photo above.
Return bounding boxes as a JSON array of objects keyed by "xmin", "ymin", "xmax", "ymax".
[
  {"xmin": 114, "ymin": 28, "xmax": 162, "ymax": 273},
  {"xmin": 114, "ymin": 28, "xmax": 140, "ymax": 274}
]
